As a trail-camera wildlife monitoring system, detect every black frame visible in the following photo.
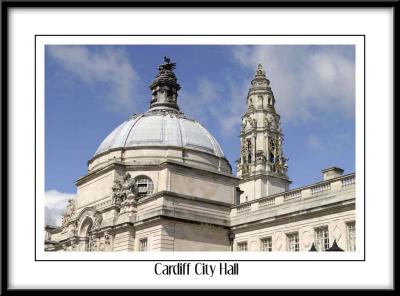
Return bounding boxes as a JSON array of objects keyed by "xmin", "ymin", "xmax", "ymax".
[{"xmin": 1, "ymin": 0, "xmax": 397, "ymax": 293}]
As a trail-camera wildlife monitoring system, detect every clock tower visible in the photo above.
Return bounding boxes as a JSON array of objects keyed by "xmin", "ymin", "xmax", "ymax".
[{"xmin": 236, "ymin": 64, "xmax": 291, "ymax": 202}]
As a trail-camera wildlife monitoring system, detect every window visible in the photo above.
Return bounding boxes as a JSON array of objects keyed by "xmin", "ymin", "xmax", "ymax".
[
  {"xmin": 286, "ymin": 232, "xmax": 299, "ymax": 252},
  {"xmin": 269, "ymin": 139, "xmax": 275, "ymax": 164},
  {"xmin": 347, "ymin": 222, "xmax": 356, "ymax": 251},
  {"xmin": 135, "ymin": 176, "xmax": 154, "ymax": 196},
  {"xmin": 315, "ymin": 227, "xmax": 330, "ymax": 251},
  {"xmin": 237, "ymin": 241, "xmax": 248, "ymax": 252},
  {"xmin": 139, "ymin": 238, "xmax": 148, "ymax": 252},
  {"xmin": 260, "ymin": 237, "xmax": 272, "ymax": 252},
  {"xmin": 246, "ymin": 139, "xmax": 252, "ymax": 163}
]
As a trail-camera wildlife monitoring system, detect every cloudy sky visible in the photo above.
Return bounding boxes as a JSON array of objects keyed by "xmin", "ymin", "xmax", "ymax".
[{"xmin": 45, "ymin": 44, "xmax": 355, "ymax": 225}]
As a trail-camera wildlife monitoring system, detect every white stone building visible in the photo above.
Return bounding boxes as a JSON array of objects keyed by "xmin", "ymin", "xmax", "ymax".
[{"xmin": 45, "ymin": 57, "xmax": 356, "ymax": 252}]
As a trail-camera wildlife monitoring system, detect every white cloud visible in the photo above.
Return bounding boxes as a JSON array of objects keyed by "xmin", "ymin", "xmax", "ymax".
[
  {"xmin": 48, "ymin": 45, "xmax": 140, "ymax": 110},
  {"xmin": 45, "ymin": 190, "xmax": 76, "ymax": 226},
  {"xmin": 231, "ymin": 45, "xmax": 355, "ymax": 123}
]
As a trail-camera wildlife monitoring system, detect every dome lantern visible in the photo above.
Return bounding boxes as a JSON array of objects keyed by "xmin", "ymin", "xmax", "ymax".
[{"xmin": 148, "ymin": 56, "xmax": 181, "ymax": 112}]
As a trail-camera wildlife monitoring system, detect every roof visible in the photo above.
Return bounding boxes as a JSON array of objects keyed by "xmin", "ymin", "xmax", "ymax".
[{"xmin": 94, "ymin": 110, "xmax": 225, "ymax": 159}]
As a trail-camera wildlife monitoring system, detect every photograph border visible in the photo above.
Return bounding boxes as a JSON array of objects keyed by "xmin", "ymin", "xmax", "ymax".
[{"xmin": 34, "ymin": 33, "xmax": 365, "ymax": 262}]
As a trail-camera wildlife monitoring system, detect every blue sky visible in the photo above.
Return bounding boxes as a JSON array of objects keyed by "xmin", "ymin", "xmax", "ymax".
[{"xmin": 45, "ymin": 45, "xmax": 355, "ymax": 225}]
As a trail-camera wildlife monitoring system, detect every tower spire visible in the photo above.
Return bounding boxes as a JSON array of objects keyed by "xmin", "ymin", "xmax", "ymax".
[
  {"xmin": 236, "ymin": 63, "xmax": 290, "ymax": 200},
  {"xmin": 148, "ymin": 56, "xmax": 181, "ymax": 111},
  {"xmin": 254, "ymin": 63, "xmax": 267, "ymax": 80}
]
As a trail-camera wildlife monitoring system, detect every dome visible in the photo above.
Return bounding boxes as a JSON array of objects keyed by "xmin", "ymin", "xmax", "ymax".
[
  {"xmin": 94, "ymin": 110, "xmax": 225, "ymax": 158},
  {"xmin": 88, "ymin": 57, "xmax": 231, "ymax": 174}
]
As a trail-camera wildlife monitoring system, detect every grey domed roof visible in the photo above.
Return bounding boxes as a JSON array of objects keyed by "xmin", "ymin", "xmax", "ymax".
[{"xmin": 94, "ymin": 110, "xmax": 225, "ymax": 158}]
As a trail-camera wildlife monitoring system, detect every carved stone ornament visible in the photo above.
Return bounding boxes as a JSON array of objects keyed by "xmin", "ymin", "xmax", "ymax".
[
  {"xmin": 122, "ymin": 173, "xmax": 138, "ymax": 200},
  {"xmin": 112, "ymin": 180, "xmax": 123, "ymax": 204},
  {"xmin": 250, "ymin": 118, "xmax": 257, "ymax": 129},
  {"xmin": 104, "ymin": 231, "xmax": 112, "ymax": 251},
  {"xmin": 144, "ymin": 108, "xmax": 187, "ymax": 120},
  {"xmin": 256, "ymin": 150, "xmax": 266, "ymax": 164},
  {"xmin": 92, "ymin": 213, "xmax": 103, "ymax": 230},
  {"xmin": 112, "ymin": 173, "xmax": 139, "ymax": 205},
  {"xmin": 69, "ymin": 221, "xmax": 78, "ymax": 238},
  {"xmin": 89, "ymin": 234, "xmax": 98, "ymax": 252},
  {"xmin": 62, "ymin": 199, "xmax": 76, "ymax": 227},
  {"xmin": 241, "ymin": 117, "xmax": 248, "ymax": 130}
]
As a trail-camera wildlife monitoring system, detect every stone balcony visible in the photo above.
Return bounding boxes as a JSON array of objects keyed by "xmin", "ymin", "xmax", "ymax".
[{"xmin": 231, "ymin": 173, "xmax": 356, "ymax": 227}]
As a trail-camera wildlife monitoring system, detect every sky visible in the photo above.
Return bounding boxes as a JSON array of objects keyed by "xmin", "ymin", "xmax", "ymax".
[{"xmin": 45, "ymin": 44, "xmax": 355, "ymax": 225}]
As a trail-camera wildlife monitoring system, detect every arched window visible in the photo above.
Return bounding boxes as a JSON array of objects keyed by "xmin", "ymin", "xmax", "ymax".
[
  {"xmin": 135, "ymin": 176, "xmax": 154, "ymax": 196},
  {"xmin": 246, "ymin": 139, "xmax": 252, "ymax": 163},
  {"xmin": 269, "ymin": 139, "xmax": 276, "ymax": 164}
]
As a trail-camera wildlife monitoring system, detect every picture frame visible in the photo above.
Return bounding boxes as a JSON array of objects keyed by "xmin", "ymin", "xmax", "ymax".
[{"xmin": 1, "ymin": 0, "xmax": 397, "ymax": 292}]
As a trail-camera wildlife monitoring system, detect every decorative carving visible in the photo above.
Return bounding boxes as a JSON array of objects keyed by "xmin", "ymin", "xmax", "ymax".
[
  {"xmin": 144, "ymin": 108, "xmax": 187, "ymax": 119},
  {"xmin": 89, "ymin": 234, "xmax": 98, "ymax": 252},
  {"xmin": 122, "ymin": 173, "xmax": 138, "ymax": 201},
  {"xmin": 92, "ymin": 213, "xmax": 103, "ymax": 230},
  {"xmin": 112, "ymin": 180, "xmax": 123, "ymax": 205},
  {"xmin": 62, "ymin": 199, "xmax": 76, "ymax": 227},
  {"xmin": 241, "ymin": 116, "xmax": 248, "ymax": 130},
  {"xmin": 256, "ymin": 150, "xmax": 266, "ymax": 164},
  {"xmin": 103, "ymin": 231, "xmax": 112, "ymax": 251},
  {"xmin": 250, "ymin": 118, "xmax": 257, "ymax": 129},
  {"xmin": 69, "ymin": 221, "xmax": 78, "ymax": 238},
  {"xmin": 112, "ymin": 172, "xmax": 139, "ymax": 206}
]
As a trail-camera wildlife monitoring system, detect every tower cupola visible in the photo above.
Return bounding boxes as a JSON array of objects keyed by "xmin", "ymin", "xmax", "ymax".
[{"xmin": 149, "ymin": 56, "xmax": 181, "ymax": 111}]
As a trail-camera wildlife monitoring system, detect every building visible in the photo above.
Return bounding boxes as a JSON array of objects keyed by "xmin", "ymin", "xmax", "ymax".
[{"xmin": 45, "ymin": 57, "xmax": 356, "ymax": 252}]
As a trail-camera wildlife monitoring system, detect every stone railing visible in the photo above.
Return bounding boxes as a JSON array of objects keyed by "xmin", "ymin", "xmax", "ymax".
[
  {"xmin": 232, "ymin": 173, "xmax": 355, "ymax": 217},
  {"xmin": 259, "ymin": 197, "xmax": 276, "ymax": 207},
  {"xmin": 311, "ymin": 183, "xmax": 331, "ymax": 195},
  {"xmin": 237, "ymin": 203, "xmax": 251, "ymax": 213},
  {"xmin": 341, "ymin": 175, "xmax": 355, "ymax": 187},
  {"xmin": 284, "ymin": 190, "xmax": 302, "ymax": 201}
]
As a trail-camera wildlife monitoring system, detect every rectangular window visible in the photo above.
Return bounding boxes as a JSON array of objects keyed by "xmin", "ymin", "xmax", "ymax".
[
  {"xmin": 260, "ymin": 237, "xmax": 272, "ymax": 252},
  {"xmin": 315, "ymin": 227, "xmax": 330, "ymax": 251},
  {"xmin": 139, "ymin": 238, "xmax": 148, "ymax": 252},
  {"xmin": 347, "ymin": 222, "xmax": 356, "ymax": 251},
  {"xmin": 286, "ymin": 232, "xmax": 299, "ymax": 252},
  {"xmin": 237, "ymin": 241, "xmax": 248, "ymax": 251}
]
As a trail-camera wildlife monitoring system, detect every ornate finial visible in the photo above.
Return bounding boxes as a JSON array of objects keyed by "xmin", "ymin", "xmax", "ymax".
[
  {"xmin": 149, "ymin": 57, "xmax": 181, "ymax": 111},
  {"xmin": 158, "ymin": 56, "xmax": 176, "ymax": 72},
  {"xmin": 255, "ymin": 63, "xmax": 266, "ymax": 79}
]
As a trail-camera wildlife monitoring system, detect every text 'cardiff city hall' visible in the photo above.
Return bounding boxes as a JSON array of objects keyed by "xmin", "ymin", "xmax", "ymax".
[{"xmin": 45, "ymin": 57, "xmax": 356, "ymax": 252}]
